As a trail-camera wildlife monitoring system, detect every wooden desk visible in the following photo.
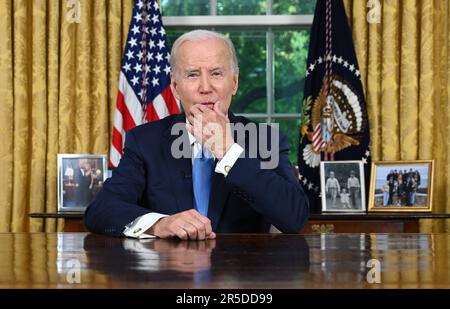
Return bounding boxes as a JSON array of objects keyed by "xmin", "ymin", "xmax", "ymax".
[
  {"xmin": 0, "ymin": 232, "xmax": 449, "ymax": 288},
  {"xmin": 303, "ymin": 213, "xmax": 450, "ymax": 233},
  {"xmin": 30, "ymin": 212, "xmax": 86, "ymax": 232},
  {"xmin": 30, "ymin": 212, "xmax": 450, "ymax": 233}
]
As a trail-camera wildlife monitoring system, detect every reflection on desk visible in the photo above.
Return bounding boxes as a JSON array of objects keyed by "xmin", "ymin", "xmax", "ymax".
[{"xmin": 0, "ymin": 233, "xmax": 448, "ymax": 288}]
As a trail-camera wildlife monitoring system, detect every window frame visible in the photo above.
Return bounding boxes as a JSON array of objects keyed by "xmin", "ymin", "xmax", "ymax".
[
  {"xmin": 162, "ymin": 1, "xmax": 315, "ymax": 163},
  {"xmin": 162, "ymin": 0, "xmax": 313, "ymax": 124}
]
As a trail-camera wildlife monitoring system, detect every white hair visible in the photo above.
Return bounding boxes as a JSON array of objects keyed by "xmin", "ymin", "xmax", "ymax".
[{"xmin": 169, "ymin": 30, "xmax": 239, "ymax": 79}]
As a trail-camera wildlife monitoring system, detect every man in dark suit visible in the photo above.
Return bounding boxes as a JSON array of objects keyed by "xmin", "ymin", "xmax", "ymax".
[
  {"xmin": 73, "ymin": 159, "xmax": 90, "ymax": 206},
  {"xmin": 84, "ymin": 30, "xmax": 309, "ymax": 239}
]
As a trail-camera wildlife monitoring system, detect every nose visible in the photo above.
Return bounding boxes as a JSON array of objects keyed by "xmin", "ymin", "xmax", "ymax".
[{"xmin": 199, "ymin": 74, "xmax": 212, "ymax": 94}]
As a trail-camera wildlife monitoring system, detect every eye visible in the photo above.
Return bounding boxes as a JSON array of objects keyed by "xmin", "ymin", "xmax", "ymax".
[
  {"xmin": 187, "ymin": 72, "xmax": 199, "ymax": 78},
  {"xmin": 211, "ymin": 71, "xmax": 223, "ymax": 77}
]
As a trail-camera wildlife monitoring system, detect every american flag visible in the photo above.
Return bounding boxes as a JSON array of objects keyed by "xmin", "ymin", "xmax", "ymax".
[{"xmin": 109, "ymin": 0, "xmax": 180, "ymax": 168}]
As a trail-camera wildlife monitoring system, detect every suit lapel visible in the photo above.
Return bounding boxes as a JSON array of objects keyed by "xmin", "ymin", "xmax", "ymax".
[{"xmin": 164, "ymin": 113, "xmax": 194, "ymax": 213}]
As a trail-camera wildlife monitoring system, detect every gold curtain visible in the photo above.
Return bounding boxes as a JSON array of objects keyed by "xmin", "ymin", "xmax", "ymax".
[
  {"xmin": 0, "ymin": 0, "xmax": 134, "ymax": 232},
  {"xmin": 343, "ymin": 0, "xmax": 450, "ymax": 232}
]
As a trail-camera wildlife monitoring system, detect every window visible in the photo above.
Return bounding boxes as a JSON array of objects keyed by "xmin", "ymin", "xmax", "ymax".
[{"xmin": 162, "ymin": 0, "xmax": 315, "ymax": 163}]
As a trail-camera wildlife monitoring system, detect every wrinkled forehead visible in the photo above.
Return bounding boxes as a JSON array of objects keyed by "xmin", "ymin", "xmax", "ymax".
[{"xmin": 177, "ymin": 39, "xmax": 231, "ymax": 68}]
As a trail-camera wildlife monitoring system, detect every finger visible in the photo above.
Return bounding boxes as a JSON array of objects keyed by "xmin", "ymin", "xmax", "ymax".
[
  {"xmin": 213, "ymin": 102, "xmax": 225, "ymax": 117},
  {"xmin": 191, "ymin": 220, "xmax": 206, "ymax": 240},
  {"xmin": 190, "ymin": 105, "xmax": 209, "ymax": 122},
  {"xmin": 186, "ymin": 212, "xmax": 208, "ymax": 240},
  {"xmin": 182, "ymin": 222, "xmax": 199, "ymax": 240},
  {"xmin": 187, "ymin": 210, "xmax": 213, "ymax": 238},
  {"xmin": 206, "ymin": 232, "xmax": 216, "ymax": 239},
  {"xmin": 174, "ymin": 226, "xmax": 188, "ymax": 240},
  {"xmin": 193, "ymin": 113, "xmax": 205, "ymax": 129},
  {"xmin": 203, "ymin": 123, "xmax": 213, "ymax": 136},
  {"xmin": 185, "ymin": 213, "xmax": 206, "ymax": 240},
  {"xmin": 193, "ymin": 111, "xmax": 209, "ymax": 126},
  {"xmin": 203, "ymin": 138, "xmax": 214, "ymax": 153},
  {"xmin": 198, "ymin": 216, "xmax": 213, "ymax": 237},
  {"xmin": 189, "ymin": 103, "xmax": 203, "ymax": 116},
  {"xmin": 213, "ymin": 102, "xmax": 225, "ymax": 118},
  {"xmin": 197, "ymin": 104, "xmax": 212, "ymax": 113},
  {"xmin": 196, "ymin": 106, "xmax": 216, "ymax": 124}
]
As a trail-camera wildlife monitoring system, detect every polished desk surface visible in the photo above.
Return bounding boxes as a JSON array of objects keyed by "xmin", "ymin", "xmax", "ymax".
[{"xmin": 0, "ymin": 233, "xmax": 449, "ymax": 288}]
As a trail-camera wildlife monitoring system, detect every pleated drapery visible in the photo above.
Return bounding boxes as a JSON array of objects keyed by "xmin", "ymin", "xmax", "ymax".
[
  {"xmin": 343, "ymin": 0, "xmax": 450, "ymax": 231},
  {"xmin": 0, "ymin": 0, "xmax": 134, "ymax": 232}
]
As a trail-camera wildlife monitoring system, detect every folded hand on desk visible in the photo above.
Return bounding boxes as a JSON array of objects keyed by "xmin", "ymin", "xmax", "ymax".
[{"xmin": 147, "ymin": 209, "xmax": 216, "ymax": 240}]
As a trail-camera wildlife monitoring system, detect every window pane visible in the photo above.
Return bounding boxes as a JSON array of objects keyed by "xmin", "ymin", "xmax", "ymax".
[
  {"xmin": 165, "ymin": 28, "xmax": 191, "ymax": 50},
  {"xmin": 274, "ymin": 29, "xmax": 310, "ymax": 113},
  {"xmin": 217, "ymin": 0, "xmax": 266, "ymax": 15},
  {"xmin": 272, "ymin": 119, "xmax": 300, "ymax": 164},
  {"xmin": 220, "ymin": 30, "xmax": 267, "ymax": 114},
  {"xmin": 241, "ymin": 117, "xmax": 267, "ymax": 124},
  {"xmin": 161, "ymin": 0, "xmax": 210, "ymax": 16},
  {"xmin": 272, "ymin": 0, "xmax": 317, "ymax": 15}
]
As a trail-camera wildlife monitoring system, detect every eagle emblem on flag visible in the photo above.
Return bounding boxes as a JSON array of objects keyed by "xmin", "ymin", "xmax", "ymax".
[{"xmin": 300, "ymin": 74, "xmax": 368, "ymax": 168}]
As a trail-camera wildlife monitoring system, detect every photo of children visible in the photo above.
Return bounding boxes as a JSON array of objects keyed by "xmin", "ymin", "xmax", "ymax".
[{"xmin": 320, "ymin": 161, "xmax": 366, "ymax": 212}]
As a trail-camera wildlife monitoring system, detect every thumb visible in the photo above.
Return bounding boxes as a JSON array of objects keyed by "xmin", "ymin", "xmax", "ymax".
[{"xmin": 213, "ymin": 102, "xmax": 227, "ymax": 118}]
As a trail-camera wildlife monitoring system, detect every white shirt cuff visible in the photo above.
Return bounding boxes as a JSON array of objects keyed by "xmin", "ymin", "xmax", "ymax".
[
  {"xmin": 123, "ymin": 212, "xmax": 168, "ymax": 239},
  {"xmin": 215, "ymin": 143, "xmax": 244, "ymax": 176}
]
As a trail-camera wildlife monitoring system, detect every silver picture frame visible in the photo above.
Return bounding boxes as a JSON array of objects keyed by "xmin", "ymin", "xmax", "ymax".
[
  {"xmin": 320, "ymin": 160, "xmax": 366, "ymax": 212},
  {"xmin": 57, "ymin": 154, "xmax": 108, "ymax": 213}
]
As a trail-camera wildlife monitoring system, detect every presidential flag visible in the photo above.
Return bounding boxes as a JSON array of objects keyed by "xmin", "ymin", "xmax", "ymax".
[
  {"xmin": 297, "ymin": 0, "xmax": 371, "ymax": 212},
  {"xmin": 109, "ymin": 0, "xmax": 180, "ymax": 168}
]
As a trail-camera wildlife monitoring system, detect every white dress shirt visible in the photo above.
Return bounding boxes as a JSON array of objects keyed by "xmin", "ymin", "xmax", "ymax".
[{"xmin": 123, "ymin": 123, "xmax": 244, "ymax": 239}]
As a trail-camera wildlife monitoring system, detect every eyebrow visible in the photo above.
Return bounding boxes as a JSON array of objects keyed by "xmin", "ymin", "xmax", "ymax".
[
  {"xmin": 211, "ymin": 66, "xmax": 225, "ymax": 72},
  {"xmin": 184, "ymin": 69, "xmax": 199, "ymax": 75},
  {"xmin": 184, "ymin": 66, "xmax": 226, "ymax": 74}
]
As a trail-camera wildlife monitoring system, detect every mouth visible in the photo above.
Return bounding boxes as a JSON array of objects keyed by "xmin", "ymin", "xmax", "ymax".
[{"xmin": 199, "ymin": 102, "xmax": 215, "ymax": 110}]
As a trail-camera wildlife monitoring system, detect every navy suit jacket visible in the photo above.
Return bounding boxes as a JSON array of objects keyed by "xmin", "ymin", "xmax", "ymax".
[{"xmin": 84, "ymin": 113, "xmax": 309, "ymax": 236}]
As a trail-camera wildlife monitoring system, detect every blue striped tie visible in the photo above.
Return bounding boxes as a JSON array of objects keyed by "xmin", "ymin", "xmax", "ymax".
[{"xmin": 192, "ymin": 147, "xmax": 214, "ymax": 216}]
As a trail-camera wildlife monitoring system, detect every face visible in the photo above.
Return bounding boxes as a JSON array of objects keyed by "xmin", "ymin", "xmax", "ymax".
[{"xmin": 170, "ymin": 38, "xmax": 239, "ymax": 116}]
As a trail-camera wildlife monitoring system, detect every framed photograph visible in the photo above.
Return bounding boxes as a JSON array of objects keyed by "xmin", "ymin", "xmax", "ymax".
[
  {"xmin": 58, "ymin": 154, "xmax": 108, "ymax": 213},
  {"xmin": 320, "ymin": 161, "xmax": 366, "ymax": 212},
  {"xmin": 368, "ymin": 160, "xmax": 434, "ymax": 212}
]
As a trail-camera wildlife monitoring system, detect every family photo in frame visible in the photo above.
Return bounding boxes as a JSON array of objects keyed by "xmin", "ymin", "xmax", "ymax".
[
  {"xmin": 368, "ymin": 160, "xmax": 434, "ymax": 212},
  {"xmin": 320, "ymin": 161, "xmax": 366, "ymax": 212},
  {"xmin": 58, "ymin": 154, "xmax": 108, "ymax": 213}
]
